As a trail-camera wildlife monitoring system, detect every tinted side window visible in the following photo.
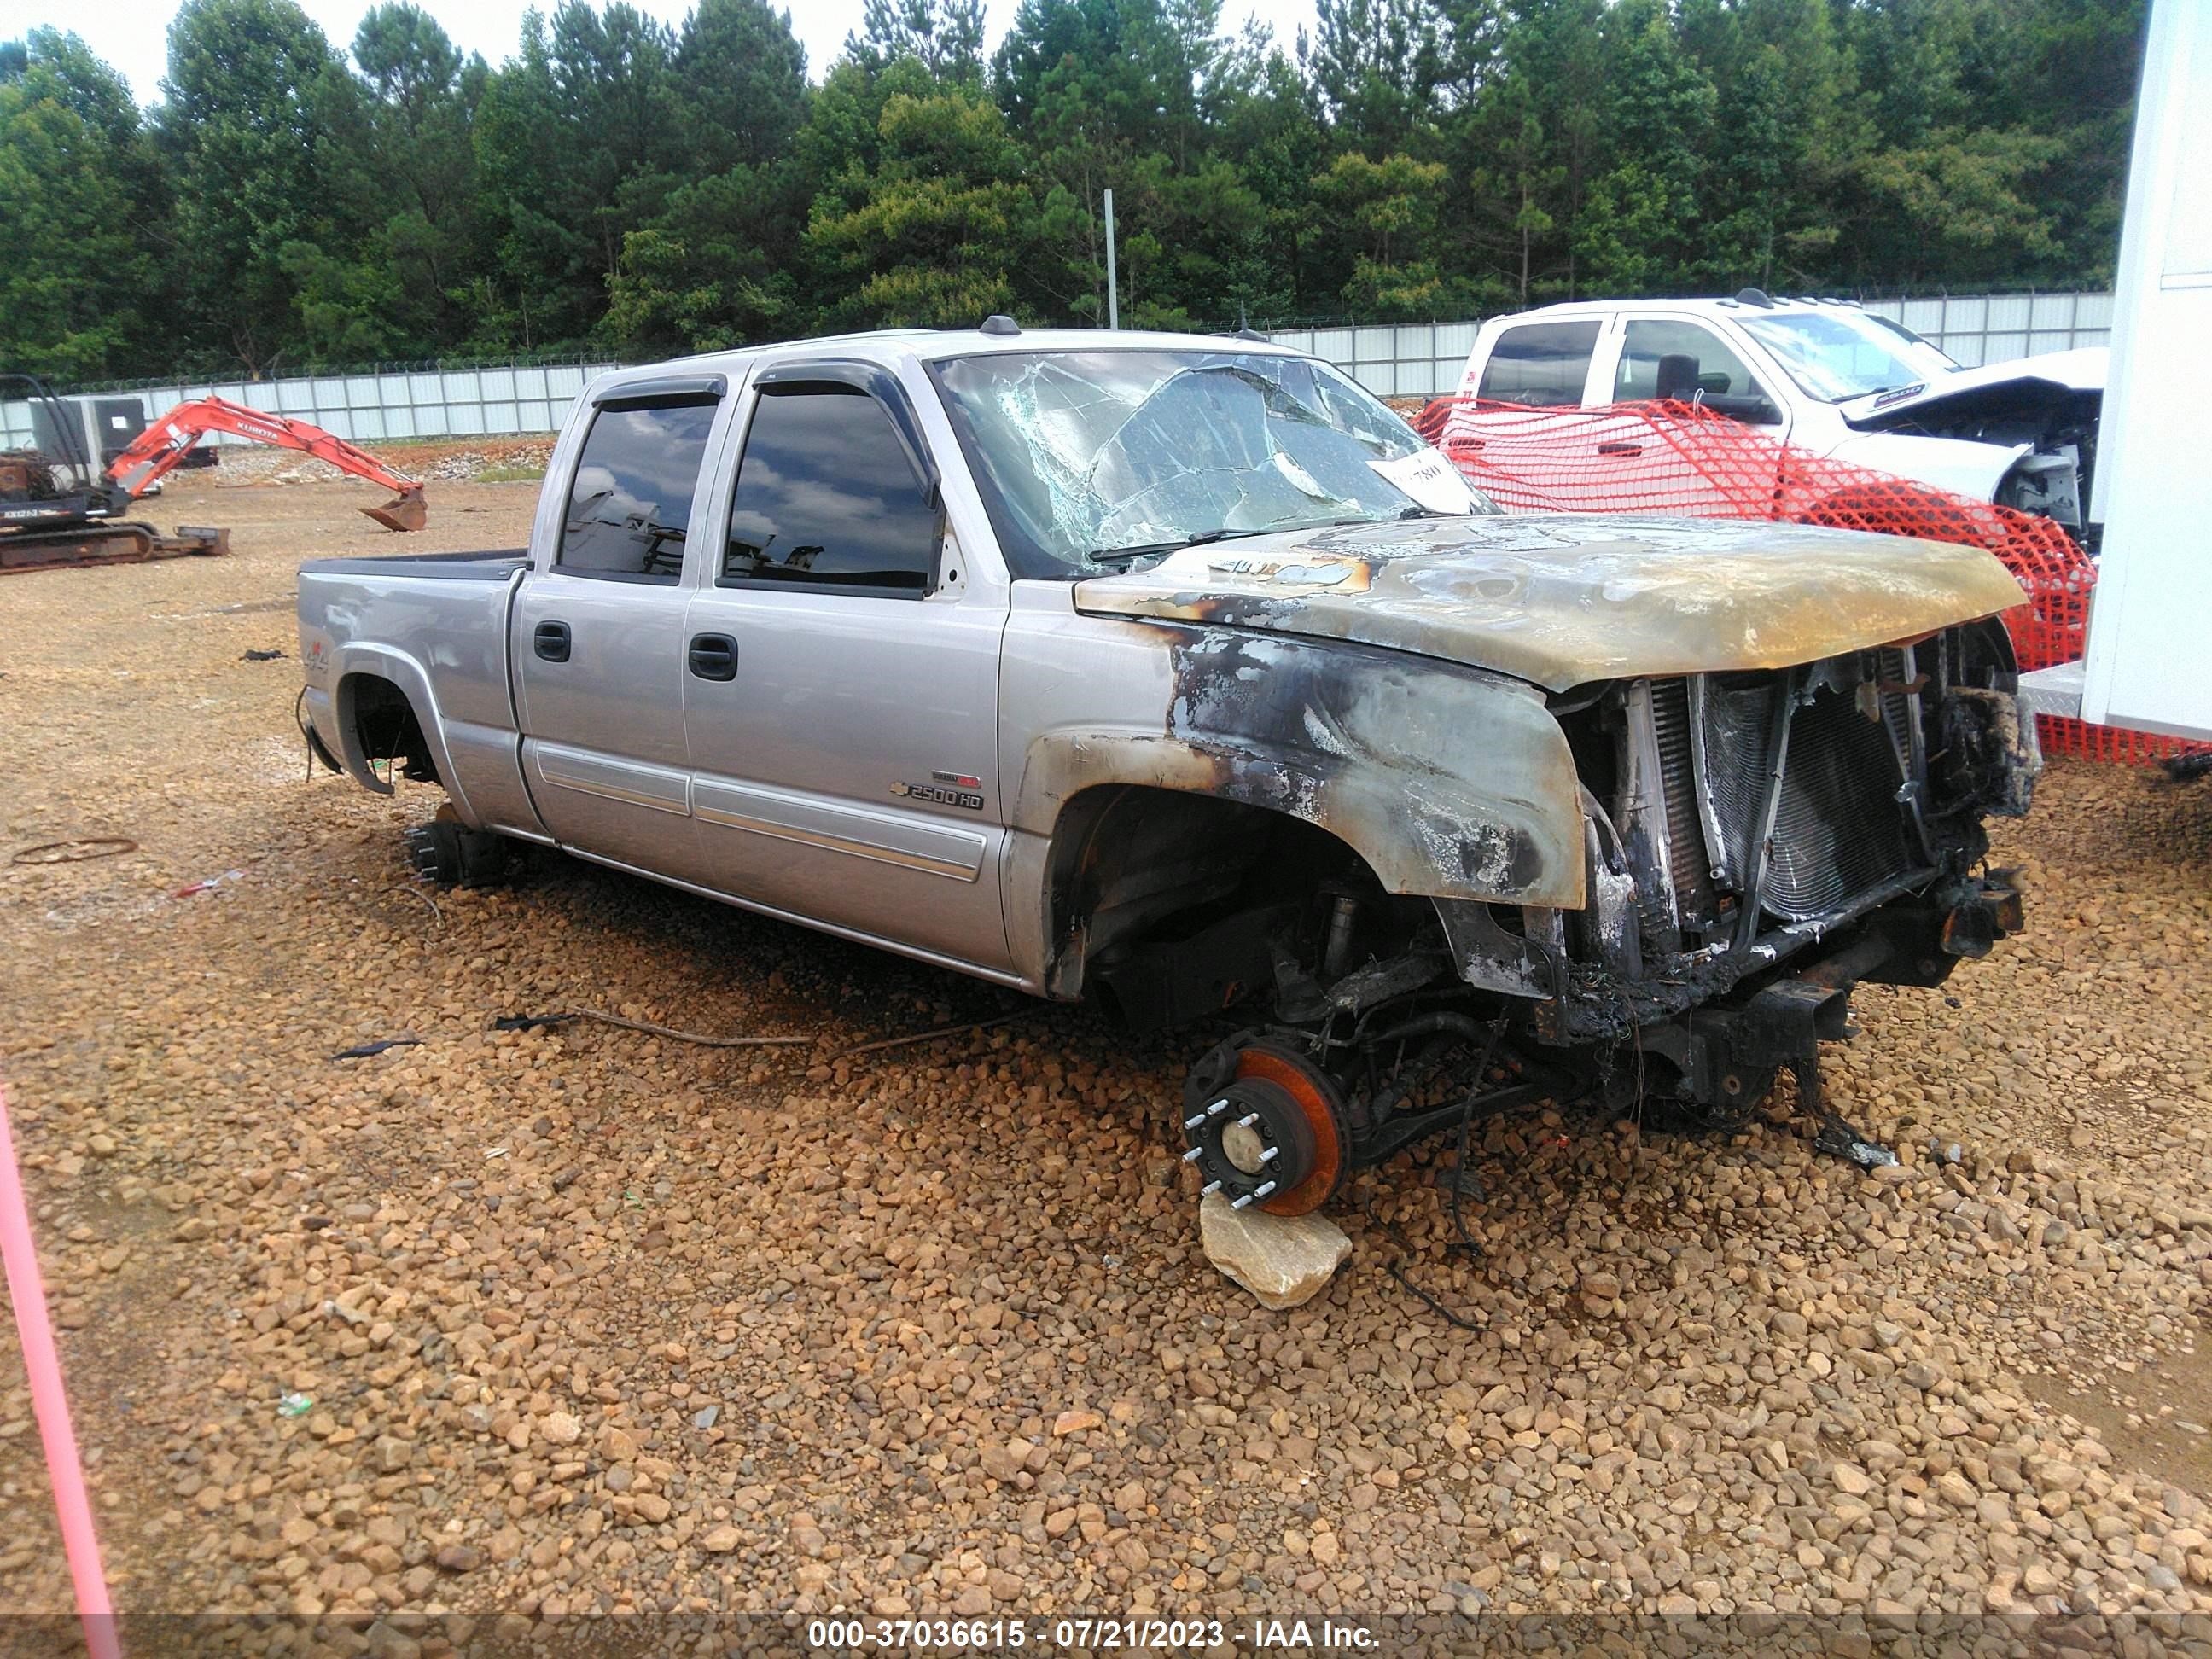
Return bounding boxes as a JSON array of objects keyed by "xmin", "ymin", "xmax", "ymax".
[
  {"xmin": 556, "ymin": 395, "xmax": 720, "ymax": 581},
  {"xmin": 1615, "ymin": 320, "xmax": 1766, "ymax": 401},
  {"xmin": 723, "ymin": 387, "xmax": 937, "ymax": 595},
  {"xmin": 1477, "ymin": 321, "xmax": 1601, "ymax": 406}
]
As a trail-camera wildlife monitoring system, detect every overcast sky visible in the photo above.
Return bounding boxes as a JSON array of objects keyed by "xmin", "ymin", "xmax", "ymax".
[{"xmin": 1, "ymin": 0, "xmax": 1320, "ymax": 106}]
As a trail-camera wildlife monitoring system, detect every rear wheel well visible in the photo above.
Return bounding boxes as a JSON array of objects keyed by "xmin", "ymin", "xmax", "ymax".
[
  {"xmin": 1043, "ymin": 785, "xmax": 1423, "ymax": 1028},
  {"xmin": 340, "ymin": 673, "xmax": 439, "ymax": 785}
]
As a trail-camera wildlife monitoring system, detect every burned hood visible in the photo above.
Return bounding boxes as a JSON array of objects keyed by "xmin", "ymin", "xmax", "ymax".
[
  {"xmin": 1072, "ymin": 514, "xmax": 2029, "ymax": 692},
  {"xmin": 1841, "ymin": 346, "xmax": 2106, "ymax": 431}
]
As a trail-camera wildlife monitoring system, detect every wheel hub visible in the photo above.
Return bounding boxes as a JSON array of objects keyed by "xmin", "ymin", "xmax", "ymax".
[
  {"xmin": 1180, "ymin": 1040, "xmax": 1348, "ymax": 1216},
  {"xmin": 1220, "ymin": 1118, "xmax": 1269, "ymax": 1173}
]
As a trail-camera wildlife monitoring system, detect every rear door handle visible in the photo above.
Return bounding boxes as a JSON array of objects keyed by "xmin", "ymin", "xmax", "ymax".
[
  {"xmin": 533, "ymin": 620, "xmax": 571, "ymax": 662},
  {"xmin": 688, "ymin": 632, "xmax": 738, "ymax": 681}
]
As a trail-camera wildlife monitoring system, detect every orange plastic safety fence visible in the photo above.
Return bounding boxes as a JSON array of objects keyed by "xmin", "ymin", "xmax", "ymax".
[
  {"xmin": 1412, "ymin": 396, "xmax": 2180, "ymax": 767},
  {"xmin": 2036, "ymin": 716, "xmax": 2197, "ymax": 765}
]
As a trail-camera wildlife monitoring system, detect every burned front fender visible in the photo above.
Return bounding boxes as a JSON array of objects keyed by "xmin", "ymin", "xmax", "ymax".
[
  {"xmin": 1161, "ymin": 629, "xmax": 1587, "ymax": 905},
  {"xmin": 1003, "ymin": 611, "xmax": 1586, "ymax": 913}
]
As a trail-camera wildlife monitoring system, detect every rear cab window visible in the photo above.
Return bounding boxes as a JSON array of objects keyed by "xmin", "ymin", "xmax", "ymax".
[
  {"xmin": 555, "ymin": 392, "xmax": 722, "ymax": 582},
  {"xmin": 1477, "ymin": 321, "xmax": 1602, "ymax": 406}
]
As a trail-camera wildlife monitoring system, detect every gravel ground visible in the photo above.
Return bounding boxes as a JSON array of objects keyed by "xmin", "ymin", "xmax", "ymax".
[
  {"xmin": 4, "ymin": 478, "xmax": 2212, "ymax": 1637},
  {"xmin": 187, "ymin": 436, "xmax": 552, "ymax": 488}
]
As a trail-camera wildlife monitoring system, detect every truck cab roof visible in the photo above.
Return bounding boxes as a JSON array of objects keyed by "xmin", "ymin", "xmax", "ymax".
[
  {"xmin": 1480, "ymin": 294, "xmax": 1879, "ymax": 327},
  {"xmin": 586, "ymin": 323, "xmax": 1307, "ymax": 403}
]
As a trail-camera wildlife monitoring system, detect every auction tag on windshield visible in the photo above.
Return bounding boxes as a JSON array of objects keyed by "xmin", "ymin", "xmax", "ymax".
[{"xmin": 1371, "ymin": 449, "xmax": 1476, "ymax": 513}]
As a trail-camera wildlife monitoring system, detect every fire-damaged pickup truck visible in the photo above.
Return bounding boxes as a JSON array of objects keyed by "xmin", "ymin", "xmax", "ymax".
[{"xmin": 298, "ymin": 325, "xmax": 2038, "ymax": 1218}]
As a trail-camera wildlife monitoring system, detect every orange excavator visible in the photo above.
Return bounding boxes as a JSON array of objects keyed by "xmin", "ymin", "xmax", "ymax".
[{"xmin": 2, "ymin": 375, "xmax": 427, "ymax": 573}]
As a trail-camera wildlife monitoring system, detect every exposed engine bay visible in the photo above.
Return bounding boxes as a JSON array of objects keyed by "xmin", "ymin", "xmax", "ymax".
[
  {"xmin": 1851, "ymin": 376, "xmax": 2104, "ymax": 550},
  {"xmin": 1162, "ymin": 620, "xmax": 2037, "ymax": 1218}
]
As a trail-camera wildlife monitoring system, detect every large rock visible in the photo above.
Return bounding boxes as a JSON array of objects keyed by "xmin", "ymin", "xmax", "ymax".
[{"xmin": 1200, "ymin": 1192, "xmax": 1352, "ymax": 1309}]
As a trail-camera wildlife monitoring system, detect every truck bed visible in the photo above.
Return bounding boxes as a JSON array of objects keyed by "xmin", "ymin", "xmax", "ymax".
[
  {"xmin": 299, "ymin": 549, "xmax": 527, "ymax": 581},
  {"xmin": 298, "ymin": 547, "xmax": 535, "ymax": 832}
]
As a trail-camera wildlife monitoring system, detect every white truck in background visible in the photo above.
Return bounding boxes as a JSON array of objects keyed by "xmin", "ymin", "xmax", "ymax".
[
  {"xmin": 1450, "ymin": 294, "xmax": 2105, "ymax": 546},
  {"xmin": 2026, "ymin": 0, "xmax": 2209, "ymax": 742}
]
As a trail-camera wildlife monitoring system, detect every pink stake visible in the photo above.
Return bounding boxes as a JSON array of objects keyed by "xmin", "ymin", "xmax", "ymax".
[{"xmin": 0, "ymin": 1080, "xmax": 121, "ymax": 1659}]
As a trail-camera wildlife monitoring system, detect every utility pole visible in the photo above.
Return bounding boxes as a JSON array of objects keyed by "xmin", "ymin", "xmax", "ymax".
[{"xmin": 1103, "ymin": 189, "xmax": 1119, "ymax": 330}]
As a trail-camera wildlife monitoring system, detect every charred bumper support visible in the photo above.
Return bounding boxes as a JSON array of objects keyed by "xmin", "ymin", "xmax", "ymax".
[
  {"xmin": 1450, "ymin": 637, "xmax": 2037, "ymax": 1119},
  {"xmin": 1631, "ymin": 869, "xmax": 2023, "ymax": 1118}
]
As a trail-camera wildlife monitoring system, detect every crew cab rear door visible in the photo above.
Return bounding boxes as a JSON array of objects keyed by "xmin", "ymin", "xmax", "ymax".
[
  {"xmin": 677, "ymin": 358, "xmax": 1015, "ymax": 975},
  {"xmin": 510, "ymin": 375, "xmax": 729, "ymax": 870}
]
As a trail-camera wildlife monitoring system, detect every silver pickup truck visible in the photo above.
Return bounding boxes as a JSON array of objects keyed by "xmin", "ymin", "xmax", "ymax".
[{"xmin": 300, "ymin": 324, "xmax": 2037, "ymax": 1217}]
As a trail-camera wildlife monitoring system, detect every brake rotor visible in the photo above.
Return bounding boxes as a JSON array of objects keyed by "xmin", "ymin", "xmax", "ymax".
[{"xmin": 1181, "ymin": 1039, "xmax": 1348, "ymax": 1217}]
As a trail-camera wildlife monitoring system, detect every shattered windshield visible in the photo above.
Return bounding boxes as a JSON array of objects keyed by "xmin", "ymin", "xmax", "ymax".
[
  {"xmin": 929, "ymin": 349, "xmax": 1493, "ymax": 576},
  {"xmin": 1739, "ymin": 312, "xmax": 1959, "ymax": 404}
]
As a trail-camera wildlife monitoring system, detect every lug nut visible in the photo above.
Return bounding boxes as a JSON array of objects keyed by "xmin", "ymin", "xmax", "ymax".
[
  {"xmin": 1181, "ymin": 1146, "xmax": 1204, "ymax": 1163},
  {"xmin": 1206, "ymin": 1098, "xmax": 1230, "ymax": 1116},
  {"xmin": 1182, "ymin": 1112, "xmax": 1207, "ymax": 1130},
  {"xmin": 1200, "ymin": 1180, "xmax": 1221, "ymax": 1196},
  {"xmin": 1258, "ymin": 1145, "xmax": 1280, "ymax": 1164},
  {"xmin": 1231, "ymin": 1192, "xmax": 1255, "ymax": 1210},
  {"xmin": 1236, "ymin": 1113, "xmax": 1260, "ymax": 1129},
  {"xmin": 1253, "ymin": 1179, "xmax": 1278, "ymax": 1199}
]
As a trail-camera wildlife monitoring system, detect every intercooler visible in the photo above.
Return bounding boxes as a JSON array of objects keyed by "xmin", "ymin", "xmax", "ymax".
[{"xmin": 1642, "ymin": 652, "xmax": 1924, "ymax": 934}]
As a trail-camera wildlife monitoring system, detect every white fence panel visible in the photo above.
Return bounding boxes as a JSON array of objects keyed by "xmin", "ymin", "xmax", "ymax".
[
  {"xmin": 1275, "ymin": 292, "xmax": 2112, "ymax": 399},
  {"xmin": 14, "ymin": 298, "xmax": 2111, "ymax": 454}
]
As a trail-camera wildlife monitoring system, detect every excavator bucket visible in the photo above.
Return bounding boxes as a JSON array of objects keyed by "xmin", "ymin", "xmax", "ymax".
[{"xmin": 361, "ymin": 485, "xmax": 428, "ymax": 533}]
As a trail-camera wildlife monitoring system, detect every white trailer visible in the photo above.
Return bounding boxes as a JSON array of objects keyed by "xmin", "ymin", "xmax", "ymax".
[{"xmin": 2023, "ymin": 0, "xmax": 2211, "ymax": 739}]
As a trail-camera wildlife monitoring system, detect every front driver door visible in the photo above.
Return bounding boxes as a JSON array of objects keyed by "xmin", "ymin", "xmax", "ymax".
[{"xmin": 679, "ymin": 360, "xmax": 1013, "ymax": 975}]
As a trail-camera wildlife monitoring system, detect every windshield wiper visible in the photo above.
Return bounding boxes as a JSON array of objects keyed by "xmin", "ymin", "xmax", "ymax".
[{"xmin": 1085, "ymin": 527, "xmax": 1272, "ymax": 568}]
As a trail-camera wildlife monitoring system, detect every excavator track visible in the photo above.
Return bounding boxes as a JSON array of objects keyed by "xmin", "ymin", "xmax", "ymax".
[{"xmin": 0, "ymin": 521, "xmax": 230, "ymax": 575}]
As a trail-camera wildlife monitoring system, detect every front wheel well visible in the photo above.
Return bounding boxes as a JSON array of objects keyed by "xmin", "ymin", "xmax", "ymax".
[
  {"xmin": 1042, "ymin": 785, "xmax": 1425, "ymax": 1028},
  {"xmin": 339, "ymin": 672, "xmax": 439, "ymax": 786}
]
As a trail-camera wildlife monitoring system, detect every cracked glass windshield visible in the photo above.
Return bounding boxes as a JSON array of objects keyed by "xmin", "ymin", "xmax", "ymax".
[
  {"xmin": 1738, "ymin": 312, "xmax": 1958, "ymax": 403},
  {"xmin": 931, "ymin": 350, "xmax": 1493, "ymax": 576}
]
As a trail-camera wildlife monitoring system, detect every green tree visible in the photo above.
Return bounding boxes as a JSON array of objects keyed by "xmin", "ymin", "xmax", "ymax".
[
  {"xmin": 0, "ymin": 30, "xmax": 167, "ymax": 375},
  {"xmin": 1311, "ymin": 151, "xmax": 1460, "ymax": 317},
  {"xmin": 1212, "ymin": 47, "xmax": 1330, "ymax": 317},
  {"xmin": 0, "ymin": 0, "xmax": 2162, "ymax": 373},
  {"xmin": 602, "ymin": 165, "xmax": 802, "ymax": 351},
  {"xmin": 850, "ymin": 0, "xmax": 986, "ymax": 84},
  {"xmin": 1302, "ymin": 0, "xmax": 1443, "ymax": 157},
  {"xmin": 335, "ymin": 4, "xmax": 485, "ymax": 353},
  {"xmin": 806, "ymin": 67, "xmax": 1033, "ymax": 328},
  {"xmin": 470, "ymin": 1, "xmax": 683, "ymax": 350},
  {"xmin": 1569, "ymin": 0, "xmax": 1715, "ymax": 293},
  {"xmin": 674, "ymin": 0, "xmax": 808, "ymax": 172},
  {"xmin": 160, "ymin": 0, "xmax": 363, "ymax": 372},
  {"xmin": 599, "ymin": 0, "xmax": 809, "ymax": 353}
]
